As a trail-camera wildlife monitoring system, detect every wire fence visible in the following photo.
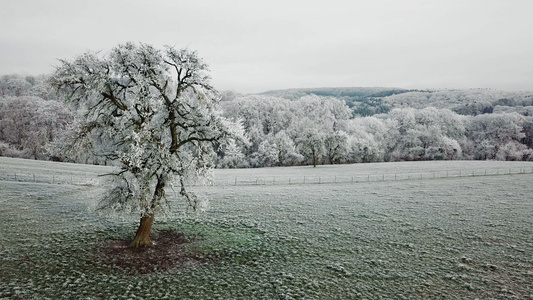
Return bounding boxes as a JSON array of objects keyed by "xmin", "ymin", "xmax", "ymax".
[
  {"xmin": 0, "ymin": 172, "xmax": 101, "ymax": 186},
  {"xmin": 216, "ymin": 166, "xmax": 533, "ymax": 186},
  {"xmin": 1, "ymin": 166, "xmax": 533, "ymax": 187}
]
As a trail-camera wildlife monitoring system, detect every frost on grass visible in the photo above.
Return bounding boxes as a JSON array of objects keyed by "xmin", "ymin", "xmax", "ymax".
[{"xmin": 2, "ymin": 160, "xmax": 533, "ymax": 299}]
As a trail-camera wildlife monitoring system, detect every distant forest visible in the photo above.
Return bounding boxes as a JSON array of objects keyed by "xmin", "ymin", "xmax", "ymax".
[
  {"xmin": 261, "ymin": 87, "xmax": 411, "ymax": 116},
  {"xmin": 260, "ymin": 87, "xmax": 533, "ymax": 117},
  {"xmin": 2, "ymin": 74, "xmax": 533, "ymax": 167}
]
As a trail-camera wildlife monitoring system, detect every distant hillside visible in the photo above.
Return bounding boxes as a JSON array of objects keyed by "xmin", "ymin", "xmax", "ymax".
[
  {"xmin": 382, "ymin": 89, "xmax": 533, "ymax": 116},
  {"xmin": 258, "ymin": 87, "xmax": 533, "ymax": 117},
  {"xmin": 259, "ymin": 87, "xmax": 414, "ymax": 116}
]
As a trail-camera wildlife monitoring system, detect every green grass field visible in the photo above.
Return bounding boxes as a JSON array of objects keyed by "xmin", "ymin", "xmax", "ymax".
[{"xmin": 1, "ymin": 157, "xmax": 532, "ymax": 299}]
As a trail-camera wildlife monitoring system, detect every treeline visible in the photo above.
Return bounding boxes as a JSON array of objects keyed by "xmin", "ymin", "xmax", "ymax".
[
  {"xmin": 263, "ymin": 87, "xmax": 533, "ymax": 117},
  {"xmin": 218, "ymin": 93, "xmax": 533, "ymax": 168},
  {"xmin": 383, "ymin": 89, "xmax": 533, "ymax": 116},
  {"xmin": 0, "ymin": 75, "xmax": 72, "ymax": 160},
  {"xmin": 261, "ymin": 87, "xmax": 412, "ymax": 116},
  {"xmin": 2, "ymin": 74, "xmax": 533, "ymax": 166}
]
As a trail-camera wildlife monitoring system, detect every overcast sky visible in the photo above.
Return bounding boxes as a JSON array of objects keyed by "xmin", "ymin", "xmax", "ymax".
[{"xmin": 1, "ymin": 0, "xmax": 532, "ymax": 93}]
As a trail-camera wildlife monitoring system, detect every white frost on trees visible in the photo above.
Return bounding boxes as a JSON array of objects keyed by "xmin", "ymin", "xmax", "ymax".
[
  {"xmin": 51, "ymin": 42, "xmax": 246, "ymax": 218},
  {"xmin": 0, "ymin": 96, "xmax": 72, "ymax": 159}
]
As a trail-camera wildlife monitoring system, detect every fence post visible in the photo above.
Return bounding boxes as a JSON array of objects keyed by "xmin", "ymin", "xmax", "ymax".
[{"xmin": 235, "ymin": 177, "xmax": 237, "ymax": 186}]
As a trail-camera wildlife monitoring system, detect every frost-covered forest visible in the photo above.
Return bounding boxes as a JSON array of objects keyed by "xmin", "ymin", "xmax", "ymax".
[
  {"xmin": 0, "ymin": 74, "xmax": 71, "ymax": 160},
  {"xmin": 2, "ymin": 73, "xmax": 533, "ymax": 166}
]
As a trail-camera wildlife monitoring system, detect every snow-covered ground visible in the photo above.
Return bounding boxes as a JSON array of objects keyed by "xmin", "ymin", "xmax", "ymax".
[{"xmin": 1, "ymin": 157, "xmax": 532, "ymax": 299}]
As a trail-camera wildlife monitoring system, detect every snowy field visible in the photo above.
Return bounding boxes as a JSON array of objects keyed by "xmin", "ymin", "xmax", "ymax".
[{"xmin": 1, "ymin": 157, "xmax": 532, "ymax": 299}]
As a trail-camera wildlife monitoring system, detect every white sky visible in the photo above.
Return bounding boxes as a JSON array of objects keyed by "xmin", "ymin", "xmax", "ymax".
[{"xmin": 1, "ymin": 0, "xmax": 532, "ymax": 93}]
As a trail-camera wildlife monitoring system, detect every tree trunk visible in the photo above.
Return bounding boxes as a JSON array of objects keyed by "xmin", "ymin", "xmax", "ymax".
[
  {"xmin": 129, "ymin": 214, "xmax": 155, "ymax": 248},
  {"xmin": 129, "ymin": 175, "xmax": 165, "ymax": 248},
  {"xmin": 312, "ymin": 148, "xmax": 317, "ymax": 168}
]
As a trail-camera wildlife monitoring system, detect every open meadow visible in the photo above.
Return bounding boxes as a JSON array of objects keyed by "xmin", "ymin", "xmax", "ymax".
[{"xmin": 1, "ymin": 157, "xmax": 532, "ymax": 299}]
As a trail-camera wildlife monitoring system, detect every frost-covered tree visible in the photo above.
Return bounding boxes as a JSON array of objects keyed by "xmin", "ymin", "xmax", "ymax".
[
  {"xmin": 0, "ymin": 96, "xmax": 72, "ymax": 159},
  {"xmin": 217, "ymin": 140, "xmax": 248, "ymax": 168},
  {"xmin": 0, "ymin": 74, "xmax": 55, "ymax": 99},
  {"xmin": 256, "ymin": 139, "xmax": 279, "ymax": 167},
  {"xmin": 294, "ymin": 118, "xmax": 326, "ymax": 167},
  {"xmin": 51, "ymin": 42, "xmax": 245, "ymax": 248},
  {"xmin": 466, "ymin": 113, "xmax": 529, "ymax": 160},
  {"xmin": 0, "ymin": 75, "xmax": 31, "ymax": 97},
  {"xmin": 385, "ymin": 107, "xmax": 466, "ymax": 161},
  {"xmin": 346, "ymin": 118, "xmax": 386, "ymax": 163},
  {"xmin": 220, "ymin": 94, "xmax": 352, "ymax": 167},
  {"xmin": 0, "ymin": 97, "xmax": 36, "ymax": 150},
  {"xmin": 324, "ymin": 131, "xmax": 349, "ymax": 164},
  {"xmin": 273, "ymin": 131, "xmax": 303, "ymax": 166}
]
